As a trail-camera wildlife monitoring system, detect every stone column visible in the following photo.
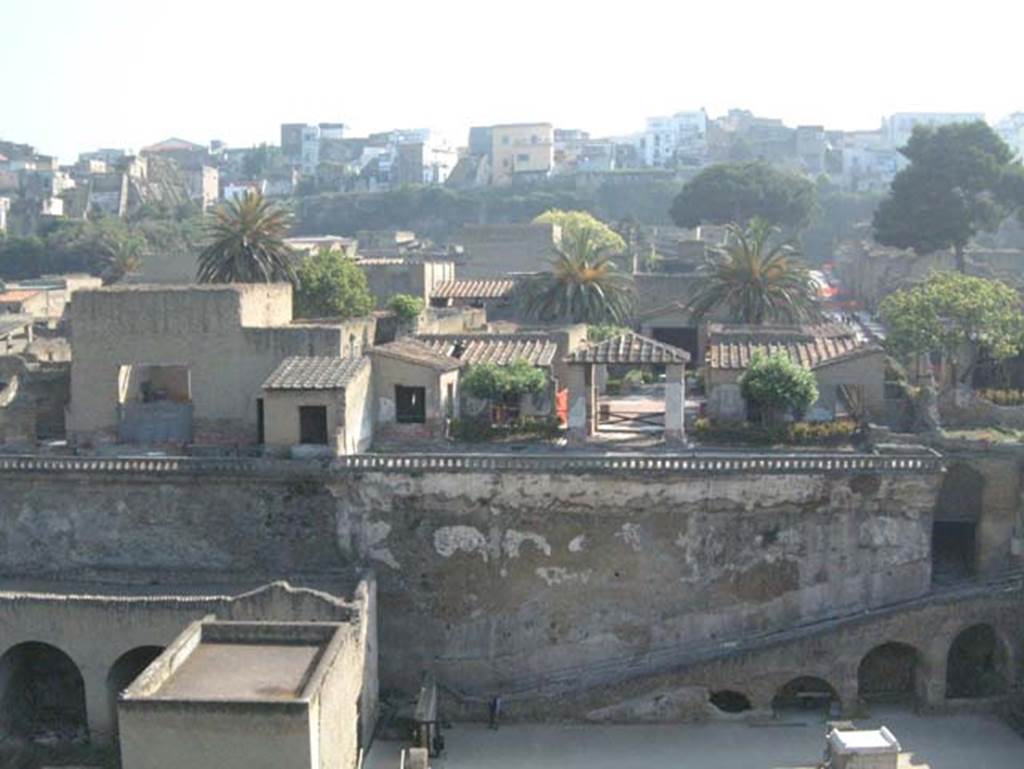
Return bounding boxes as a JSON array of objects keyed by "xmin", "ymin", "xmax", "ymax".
[
  {"xmin": 565, "ymin": 365, "xmax": 589, "ymax": 444},
  {"xmin": 83, "ymin": 664, "xmax": 116, "ymax": 744},
  {"xmin": 664, "ymin": 363, "xmax": 686, "ymax": 444}
]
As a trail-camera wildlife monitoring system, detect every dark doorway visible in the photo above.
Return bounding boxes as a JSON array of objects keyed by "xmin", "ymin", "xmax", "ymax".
[
  {"xmin": 256, "ymin": 398, "xmax": 265, "ymax": 444},
  {"xmin": 858, "ymin": 643, "xmax": 919, "ymax": 704},
  {"xmin": 0, "ymin": 642, "xmax": 88, "ymax": 743},
  {"xmin": 771, "ymin": 676, "xmax": 838, "ymax": 714},
  {"xmin": 710, "ymin": 690, "xmax": 752, "ymax": 713},
  {"xmin": 107, "ymin": 646, "xmax": 164, "ymax": 738},
  {"xmin": 299, "ymin": 405, "xmax": 328, "ymax": 444},
  {"xmin": 396, "ymin": 385, "xmax": 426, "ymax": 424},
  {"xmin": 932, "ymin": 522, "xmax": 976, "ymax": 583},
  {"xmin": 651, "ymin": 326, "xmax": 698, "ymax": 361},
  {"xmin": 946, "ymin": 624, "xmax": 1007, "ymax": 698}
]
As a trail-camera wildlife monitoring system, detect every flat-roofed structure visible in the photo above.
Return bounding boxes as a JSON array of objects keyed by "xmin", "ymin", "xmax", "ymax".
[{"xmin": 119, "ymin": 619, "xmax": 368, "ymax": 769}]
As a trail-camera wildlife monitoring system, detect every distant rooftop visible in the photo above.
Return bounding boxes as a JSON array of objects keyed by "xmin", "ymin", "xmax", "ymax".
[{"xmin": 432, "ymin": 278, "xmax": 517, "ymax": 300}]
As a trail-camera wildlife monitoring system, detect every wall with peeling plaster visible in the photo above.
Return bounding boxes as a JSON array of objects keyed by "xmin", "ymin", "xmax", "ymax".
[{"xmin": 0, "ymin": 466, "xmax": 942, "ymax": 700}]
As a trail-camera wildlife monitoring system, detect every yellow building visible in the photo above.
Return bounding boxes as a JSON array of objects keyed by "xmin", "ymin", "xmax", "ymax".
[{"xmin": 489, "ymin": 123, "xmax": 554, "ymax": 185}]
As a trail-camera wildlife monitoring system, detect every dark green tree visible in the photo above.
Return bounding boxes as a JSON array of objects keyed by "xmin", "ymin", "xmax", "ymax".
[
  {"xmin": 517, "ymin": 228, "xmax": 634, "ymax": 324},
  {"xmin": 670, "ymin": 161, "xmax": 817, "ymax": 232},
  {"xmin": 873, "ymin": 121, "xmax": 1024, "ymax": 272},
  {"xmin": 294, "ymin": 248, "xmax": 374, "ymax": 319},
  {"xmin": 740, "ymin": 352, "xmax": 819, "ymax": 425},
  {"xmin": 684, "ymin": 219, "xmax": 822, "ymax": 324},
  {"xmin": 196, "ymin": 192, "xmax": 297, "ymax": 283}
]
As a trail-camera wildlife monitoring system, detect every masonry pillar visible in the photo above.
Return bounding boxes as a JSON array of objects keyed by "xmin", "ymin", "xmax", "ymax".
[
  {"xmin": 83, "ymin": 664, "xmax": 116, "ymax": 744},
  {"xmin": 565, "ymin": 364, "xmax": 598, "ymax": 442},
  {"xmin": 664, "ymin": 363, "xmax": 686, "ymax": 444}
]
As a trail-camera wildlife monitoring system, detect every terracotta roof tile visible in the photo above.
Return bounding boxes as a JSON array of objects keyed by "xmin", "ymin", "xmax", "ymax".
[
  {"xmin": 370, "ymin": 338, "xmax": 463, "ymax": 372},
  {"xmin": 416, "ymin": 334, "xmax": 557, "ymax": 366},
  {"xmin": 567, "ymin": 332, "xmax": 690, "ymax": 365},
  {"xmin": 705, "ymin": 323, "xmax": 878, "ymax": 371},
  {"xmin": 431, "ymin": 279, "xmax": 517, "ymax": 300},
  {"xmin": 263, "ymin": 356, "xmax": 368, "ymax": 390}
]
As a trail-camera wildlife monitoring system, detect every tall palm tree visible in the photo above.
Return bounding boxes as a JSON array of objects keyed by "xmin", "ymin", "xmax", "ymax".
[
  {"xmin": 196, "ymin": 191, "xmax": 297, "ymax": 283},
  {"xmin": 685, "ymin": 218, "xmax": 821, "ymax": 324},
  {"xmin": 517, "ymin": 228, "xmax": 634, "ymax": 324}
]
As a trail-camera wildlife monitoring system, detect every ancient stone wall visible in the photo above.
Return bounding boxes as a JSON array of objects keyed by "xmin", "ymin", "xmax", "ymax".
[{"xmin": 0, "ymin": 458, "xmax": 941, "ymax": 697}]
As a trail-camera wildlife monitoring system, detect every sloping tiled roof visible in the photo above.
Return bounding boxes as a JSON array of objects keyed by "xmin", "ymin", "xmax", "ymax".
[
  {"xmin": 370, "ymin": 338, "xmax": 463, "ymax": 372},
  {"xmin": 567, "ymin": 332, "xmax": 690, "ymax": 365},
  {"xmin": 0, "ymin": 290, "xmax": 41, "ymax": 304},
  {"xmin": 705, "ymin": 323, "xmax": 877, "ymax": 371},
  {"xmin": 431, "ymin": 279, "xmax": 517, "ymax": 300},
  {"xmin": 262, "ymin": 356, "xmax": 368, "ymax": 390},
  {"xmin": 416, "ymin": 334, "xmax": 557, "ymax": 367}
]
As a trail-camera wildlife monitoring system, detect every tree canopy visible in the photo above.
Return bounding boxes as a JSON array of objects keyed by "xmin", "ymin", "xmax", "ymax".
[
  {"xmin": 293, "ymin": 248, "xmax": 374, "ymax": 319},
  {"xmin": 670, "ymin": 162, "xmax": 817, "ymax": 232},
  {"xmin": 740, "ymin": 352, "xmax": 819, "ymax": 422},
  {"xmin": 387, "ymin": 294, "xmax": 425, "ymax": 322},
  {"xmin": 196, "ymin": 191, "xmax": 297, "ymax": 283},
  {"xmin": 878, "ymin": 272, "xmax": 1024, "ymax": 385},
  {"xmin": 461, "ymin": 360, "xmax": 547, "ymax": 402},
  {"xmin": 533, "ymin": 209, "xmax": 626, "ymax": 254},
  {"xmin": 684, "ymin": 218, "xmax": 821, "ymax": 324},
  {"xmin": 517, "ymin": 227, "xmax": 634, "ymax": 324},
  {"xmin": 873, "ymin": 121, "xmax": 1024, "ymax": 271}
]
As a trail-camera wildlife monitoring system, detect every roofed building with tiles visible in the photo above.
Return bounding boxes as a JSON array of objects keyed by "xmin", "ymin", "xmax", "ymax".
[
  {"xmin": 429, "ymin": 277, "xmax": 521, "ymax": 321},
  {"xmin": 566, "ymin": 331, "xmax": 691, "ymax": 365},
  {"xmin": 261, "ymin": 356, "xmax": 373, "ymax": 456},
  {"xmin": 415, "ymin": 333, "xmax": 557, "ymax": 368},
  {"xmin": 703, "ymin": 322, "xmax": 887, "ymax": 423},
  {"xmin": 369, "ymin": 339, "xmax": 462, "ymax": 442}
]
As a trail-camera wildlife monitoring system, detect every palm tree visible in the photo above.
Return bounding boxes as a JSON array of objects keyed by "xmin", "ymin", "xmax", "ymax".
[
  {"xmin": 517, "ymin": 228, "xmax": 634, "ymax": 324},
  {"xmin": 99, "ymin": 232, "xmax": 146, "ymax": 284},
  {"xmin": 196, "ymin": 191, "xmax": 297, "ymax": 283},
  {"xmin": 684, "ymin": 218, "xmax": 821, "ymax": 324}
]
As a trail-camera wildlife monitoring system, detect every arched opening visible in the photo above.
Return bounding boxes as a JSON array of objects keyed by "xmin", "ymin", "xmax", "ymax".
[
  {"xmin": 932, "ymin": 463, "xmax": 983, "ymax": 584},
  {"xmin": 0, "ymin": 642, "xmax": 88, "ymax": 743},
  {"xmin": 858, "ymin": 642, "xmax": 920, "ymax": 704},
  {"xmin": 771, "ymin": 676, "xmax": 839, "ymax": 716},
  {"xmin": 107, "ymin": 646, "xmax": 163, "ymax": 738},
  {"xmin": 710, "ymin": 690, "xmax": 752, "ymax": 713},
  {"xmin": 946, "ymin": 624, "xmax": 1007, "ymax": 699}
]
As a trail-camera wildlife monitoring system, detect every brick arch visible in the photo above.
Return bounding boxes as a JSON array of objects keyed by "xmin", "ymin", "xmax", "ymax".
[
  {"xmin": 0, "ymin": 640, "xmax": 89, "ymax": 742},
  {"xmin": 945, "ymin": 622, "xmax": 1013, "ymax": 699},
  {"xmin": 857, "ymin": 641, "xmax": 926, "ymax": 704}
]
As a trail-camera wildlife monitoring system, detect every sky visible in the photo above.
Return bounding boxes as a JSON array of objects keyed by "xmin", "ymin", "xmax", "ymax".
[{"xmin": 3, "ymin": 0, "xmax": 1023, "ymax": 163}]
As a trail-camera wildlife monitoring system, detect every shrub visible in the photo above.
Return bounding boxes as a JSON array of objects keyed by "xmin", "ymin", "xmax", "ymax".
[
  {"xmin": 387, "ymin": 293, "xmax": 425, "ymax": 322},
  {"xmin": 739, "ymin": 352, "xmax": 819, "ymax": 422},
  {"xmin": 294, "ymin": 248, "xmax": 374, "ymax": 319},
  {"xmin": 693, "ymin": 418, "xmax": 856, "ymax": 446},
  {"xmin": 462, "ymin": 360, "xmax": 547, "ymax": 401},
  {"xmin": 588, "ymin": 323, "xmax": 630, "ymax": 343},
  {"xmin": 979, "ymin": 388, "xmax": 1024, "ymax": 407},
  {"xmin": 450, "ymin": 416, "xmax": 562, "ymax": 442}
]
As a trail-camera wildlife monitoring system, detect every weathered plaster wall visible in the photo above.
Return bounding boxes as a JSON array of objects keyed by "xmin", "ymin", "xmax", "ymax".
[{"xmin": 0, "ymin": 466, "xmax": 940, "ymax": 698}]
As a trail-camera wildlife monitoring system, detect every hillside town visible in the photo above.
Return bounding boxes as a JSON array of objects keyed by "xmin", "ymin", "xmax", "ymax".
[{"xmin": 3, "ymin": 4, "xmax": 1024, "ymax": 769}]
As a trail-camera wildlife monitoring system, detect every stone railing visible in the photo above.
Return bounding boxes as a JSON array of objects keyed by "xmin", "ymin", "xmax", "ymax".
[{"xmin": 0, "ymin": 449, "xmax": 942, "ymax": 478}]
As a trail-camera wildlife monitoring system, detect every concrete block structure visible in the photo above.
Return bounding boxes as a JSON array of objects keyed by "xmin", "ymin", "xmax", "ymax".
[
  {"xmin": 119, "ymin": 619, "xmax": 368, "ymax": 769},
  {"xmin": 454, "ymin": 223, "xmax": 561, "ymax": 278},
  {"xmin": 261, "ymin": 356, "xmax": 373, "ymax": 456},
  {"xmin": 369, "ymin": 338, "xmax": 461, "ymax": 442},
  {"xmin": 66, "ymin": 284, "xmax": 373, "ymax": 447}
]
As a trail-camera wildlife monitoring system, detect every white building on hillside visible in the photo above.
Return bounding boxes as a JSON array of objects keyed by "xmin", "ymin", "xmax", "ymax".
[
  {"xmin": 883, "ymin": 112, "xmax": 984, "ymax": 149},
  {"xmin": 637, "ymin": 110, "xmax": 708, "ymax": 167}
]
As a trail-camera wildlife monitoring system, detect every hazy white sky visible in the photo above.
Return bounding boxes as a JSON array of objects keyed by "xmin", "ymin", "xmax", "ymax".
[{"xmin": 3, "ymin": 0, "xmax": 1022, "ymax": 162}]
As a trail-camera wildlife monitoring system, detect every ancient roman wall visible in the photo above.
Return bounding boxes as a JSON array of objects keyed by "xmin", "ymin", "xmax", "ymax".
[{"xmin": 0, "ymin": 454, "xmax": 942, "ymax": 697}]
